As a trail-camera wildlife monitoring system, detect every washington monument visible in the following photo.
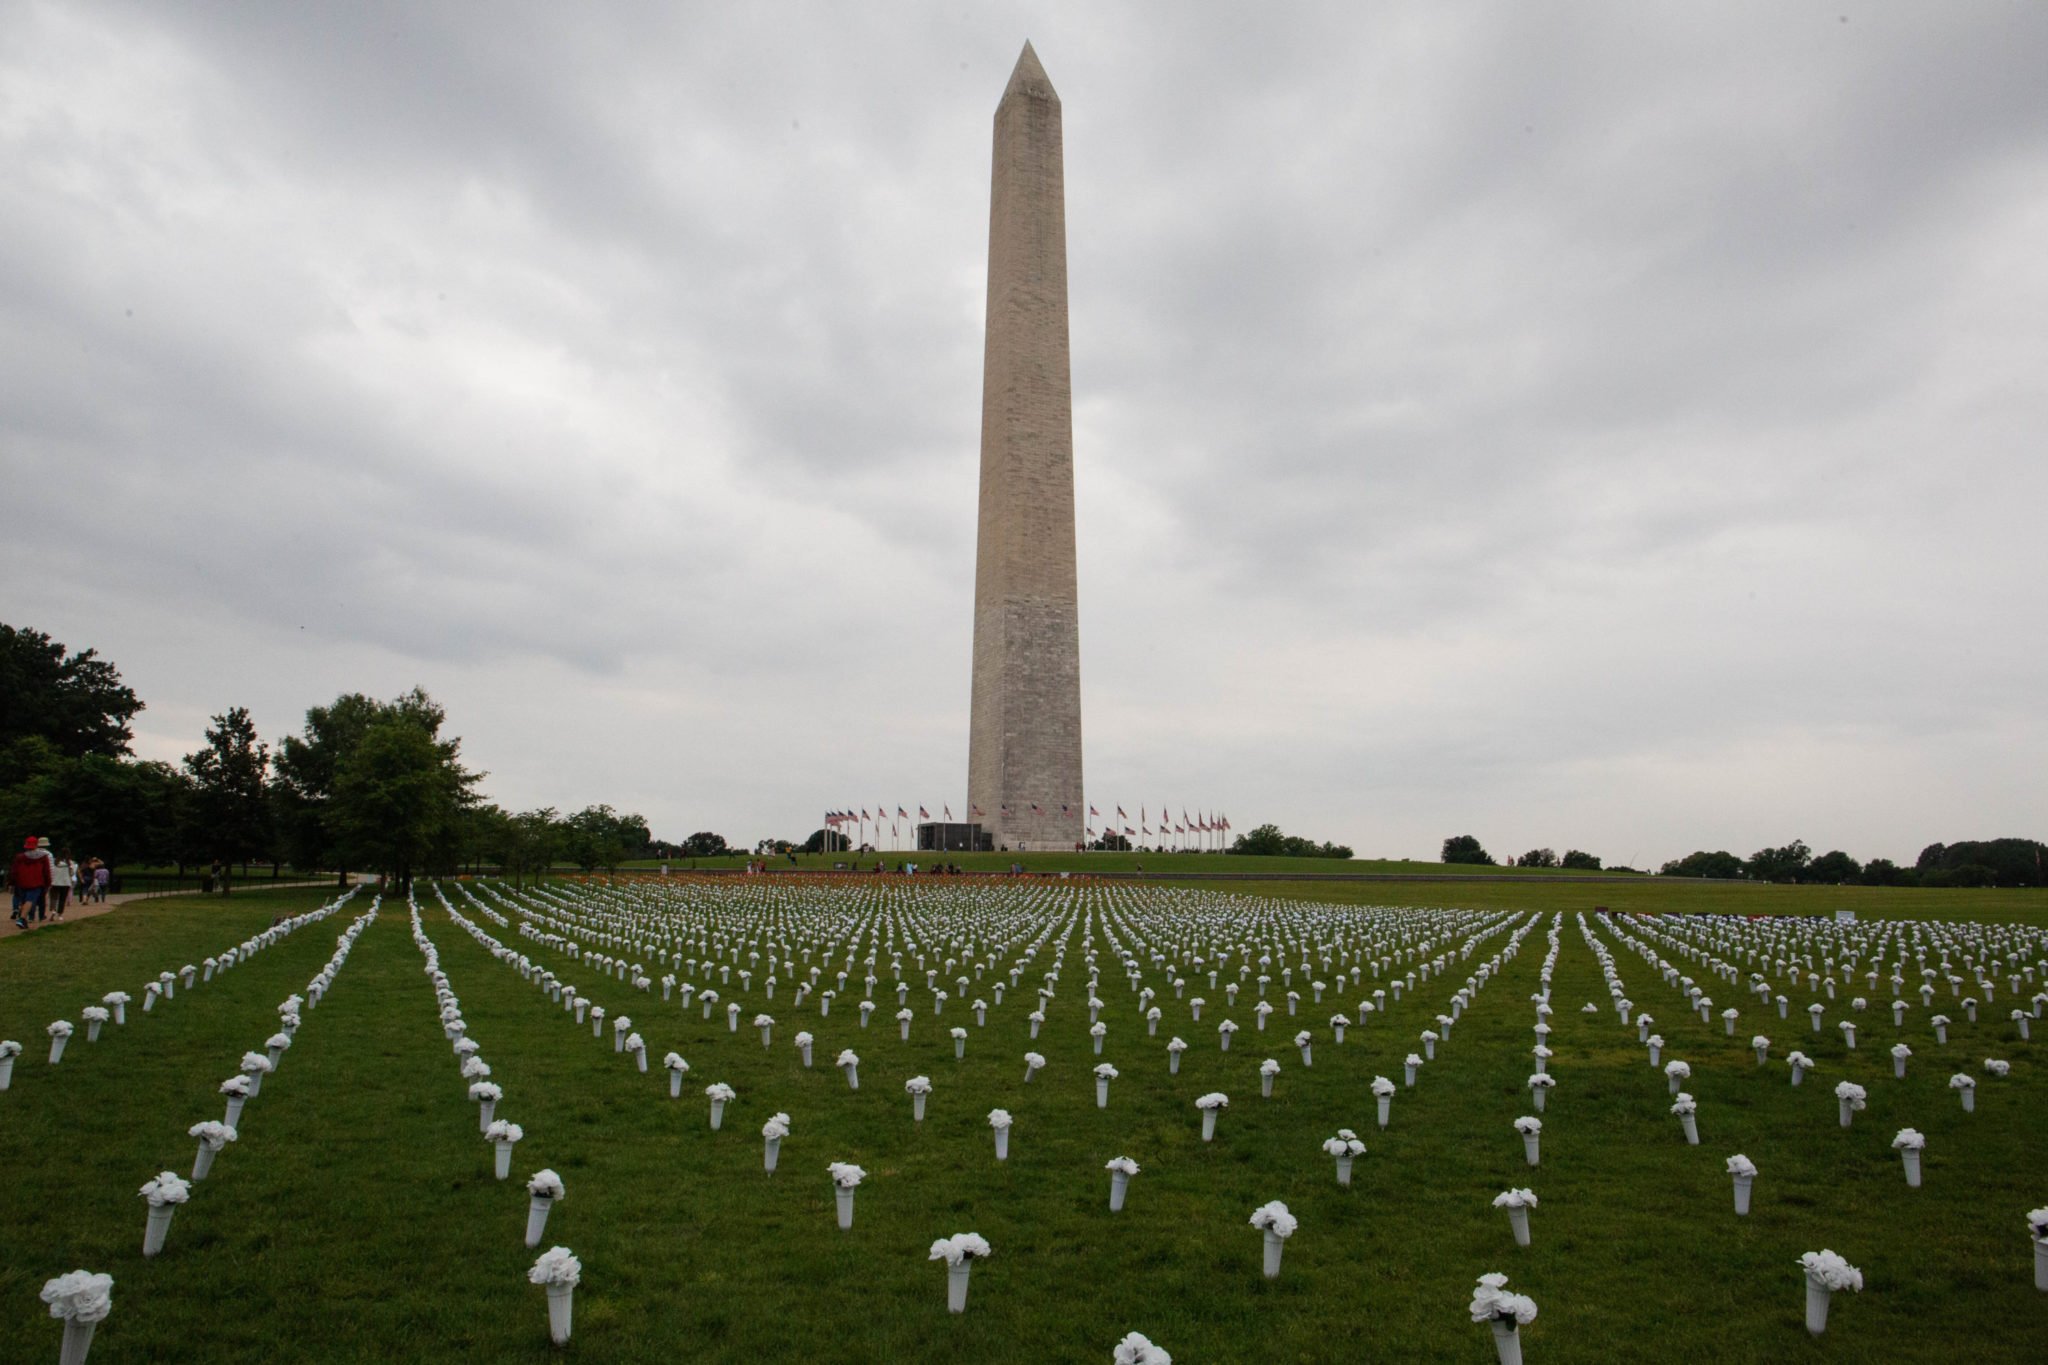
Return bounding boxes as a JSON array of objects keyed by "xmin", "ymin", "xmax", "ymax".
[{"xmin": 967, "ymin": 42, "xmax": 1084, "ymax": 852}]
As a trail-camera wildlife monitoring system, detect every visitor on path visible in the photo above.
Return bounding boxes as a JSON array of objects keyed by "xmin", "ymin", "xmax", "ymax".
[
  {"xmin": 210, "ymin": 858, "xmax": 229, "ymax": 897},
  {"xmin": 90, "ymin": 858, "xmax": 109, "ymax": 902},
  {"xmin": 10, "ymin": 836, "xmax": 53, "ymax": 927},
  {"xmin": 49, "ymin": 848, "xmax": 74, "ymax": 918}
]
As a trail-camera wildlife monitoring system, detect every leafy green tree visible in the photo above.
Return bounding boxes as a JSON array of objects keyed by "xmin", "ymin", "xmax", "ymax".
[
  {"xmin": 182, "ymin": 707, "xmax": 272, "ymax": 876},
  {"xmin": 327, "ymin": 709, "xmax": 477, "ymax": 890},
  {"xmin": 1561, "ymin": 849, "xmax": 1602, "ymax": 870},
  {"xmin": 1226, "ymin": 824, "xmax": 1351, "ymax": 859},
  {"xmin": 1089, "ymin": 832, "xmax": 1132, "ymax": 852},
  {"xmin": 1747, "ymin": 839, "xmax": 1812, "ymax": 883},
  {"xmin": 1659, "ymin": 850, "xmax": 1745, "ymax": 879},
  {"xmin": 680, "ymin": 831, "xmax": 730, "ymax": 858},
  {"xmin": 564, "ymin": 805, "xmax": 646, "ymax": 872},
  {"xmin": 1859, "ymin": 857, "xmax": 1910, "ymax": 886},
  {"xmin": 0, "ymin": 753, "xmax": 189, "ymax": 867},
  {"xmin": 1805, "ymin": 849, "xmax": 1862, "ymax": 884},
  {"xmin": 0, "ymin": 623, "xmax": 145, "ymax": 759},
  {"xmin": 1914, "ymin": 838, "xmax": 2045, "ymax": 888},
  {"xmin": 802, "ymin": 828, "xmax": 851, "ymax": 854},
  {"xmin": 273, "ymin": 692, "xmax": 389, "ymax": 883},
  {"xmin": 1515, "ymin": 848, "xmax": 1559, "ymax": 868},
  {"xmin": 1441, "ymin": 835, "xmax": 1494, "ymax": 866}
]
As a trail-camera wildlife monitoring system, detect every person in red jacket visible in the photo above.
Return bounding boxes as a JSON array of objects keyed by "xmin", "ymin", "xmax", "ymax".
[{"xmin": 10, "ymin": 836, "xmax": 53, "ymax": 928}]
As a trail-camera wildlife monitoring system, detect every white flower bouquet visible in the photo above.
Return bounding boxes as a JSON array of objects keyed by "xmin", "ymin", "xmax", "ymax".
[
  {"xmin": 1891, "ymin": 1127, "xmax": 1927, "ymax": 1187},
  {"xmin": 795, "ymin": 1031, "xmax": 814, "ymax": 1067},
  {"xmin": 1985, "ymin": 1058, "xmax": 2011, "ymax": 1077},
  {"xmin": 1513, "ymin": 1115, "xmax": 1542, "ymax": 1166},
  {"xmin": 1324, "ymin": 1131, "xmax": 1365, "ymax": 1186},
  {"xmin": 1372, "ymin": 1074, "xmax": 1395, "ymax": 1127},
  {"xmin": 1106, "ymin": 1155, "xmax": 1140, "ymax": 1210},
  {"xmin": 755, "ymin": 1013, "xmax": 775, "ymax": 1046},
  {"xmin": 1834, "ymin": 1080, "xmax": 1867, "ymax": 1128},
  {"xmin": 1663, "ymin": 1058, "xmax": 1690, "ymax": 1094},
  {"xmin": 1293, "ymin": 1029, "xmax": 1313, "ymax": 1066},
  {"xmin": 103, "ymin": 991, "xmax": 131, "ymax": 1026},
  {"xmin": 1404, "ymin": 1053, "xmax": 1424, "ymax": 1087},
  {"xmin": 829, "ymin": 1162, "xmax": 865, "ymax": 1228},
  {"xmin": 219, "ymin": 1074, "xmax": 251, "ymax": 1126},
  {"xmin": 762, "ymin": 1111, "xmax": 791, "ymax": 1172},
  {"xmin": 1470, "ymin": 1272, "xmax": 1538, "ymax": 1364},
  {"xmin": 952, "ymin": 1025, "xmax": 970, "ymax": 1059},
  {"xmin": 1249, "ymin": 1201, "xmax": 1297, "ymax": 1278},
  {"xmin": 1787, "ymin": 1050, "xmax": 1813, "ymax": 1086},
  {"xmin": 1492, "ymin": 1188, "xmax": 1537, "ymax": 1247},
  {"xmin": 1113, "ymin": 1330, "xmax": 1171, "ymax": 1363},
  {"xmin": 2027, "ymin": 1206, "xmax": 2048, "ymax": 1290},
  {"xmin": 930, "ymin": 1233, "xmax": 992, "ymax": 1312},
  {"xmin": 1671, "ymin": 1092, "xmax": 1700, "ymax": 1144},
  {"xmin": 529, "ymin": 1245, "xmax": 582, "ymax": 1344},
  {"xmin": 1165, "ymin": 1037, "xmax": 1186, "ymax": 1075},
  {"xmin": 1949, "ymin": 1071, "xmax": 1976, "ymax": 1112},
  {"xmin": 41, "ymin": 1269, "xmax": 113, "ymax": 1365},
  {"xmin": 485, "ymin": 1119, "xmax": 524, "ymax": 1179},
  {"xmin": 1728, "ymin": 1153, "xmax": 1757, "ymax": 1214},
  {"xmin": 1752, "ymin": 1035, "xmax": 1771, "ymax": 1065},
  {"xmin": 624, "ymin": 1032, "xmax": 647, "ymax": 1071},
  {"xmin": 905, "ymin": 1074, "xmax": 932, "ymax": 1122},
  {"xmin": 664, "ymin": 1053, "xmax": 689, "ymax": 1098},
  {"xmin": 139, "ymin": 1171, "xmax": 191, "ymax": 1256},
  {"xmin": 81, "ymin": 1006, "xmax": 109, "ymax": 1044},
  {"xmin": 1196, "ymin": 1092, "xmax": 1229, "ymax": 1142},
  {"xmin": 188, "ymin": 1120, "xmax": 237, "ymax": 1180},
  {"xmin": 1259, "ymin": 1057, "xmax": 1282, "ymax": 1098},
  {"xmin": 1798, "ymin": 1249, "xmax": 1863, "ymax": 1335},
  {"xmin": 706, "ymin": 1081, "xmax": 735, "ymax": 1129},
  {"xmin": 1218, "ymin": 1019, "xmax": 1238, "ymax": 1051},
  {"xmin": 1095, "ymin": 1062, "xmax": 1119, "ymax": 1108},
  {"xmin": 47, "ymin": 1019, "xmax": 75, "ymax": 1066},
  {"xmin": 988, "ymin": 1108, "xmax": 1013, "ymax": 1160},
  {"xmin": 525, "ymin": 1169, "xmax": 565, "ymax": 1247}
]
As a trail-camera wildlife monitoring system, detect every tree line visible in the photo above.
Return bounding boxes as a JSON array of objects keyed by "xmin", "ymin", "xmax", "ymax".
[
  {"xmin": 1439, "ymin": 832, "xmax": 2045, "ymax": 887},
  {"xmin": 0, "ymin": 623, "xmax": 674, "ymax": 888}
]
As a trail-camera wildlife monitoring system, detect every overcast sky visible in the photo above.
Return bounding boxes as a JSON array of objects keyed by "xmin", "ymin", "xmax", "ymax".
[{"xmin": 7, "ymin": 2, "xmax": 2044, "ymax": 865}]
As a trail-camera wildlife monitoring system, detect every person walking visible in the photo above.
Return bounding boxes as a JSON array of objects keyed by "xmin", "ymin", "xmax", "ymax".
[
  {"xmin": 91, "ymin": 858, "xmax": 109, "ymax": 902},
  {"xmin": 49, "ymin": 847, "xmax": 74, "ymax": 919},
  {"xmin": 11, "ymin": 837, "xmax": 52, "ymax": 927}
]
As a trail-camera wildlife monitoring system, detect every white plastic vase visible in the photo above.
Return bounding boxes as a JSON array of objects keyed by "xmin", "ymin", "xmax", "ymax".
[
  {"xmin": 1960, "ymin": 1088, "xmax": 1975, "ymax": 1113},
  {"xmin": 494, "ymin": 1142, "xmax": 515, "ymax": 1179},
  {"xmin": 1724, "ymin": 1016, "xmax": 1736, "ymax": 1036},
  {"xmin": 764, "ymin": 1136, "xmax": 781, "ymax": 1173},
  {"xmin": 112, "ymin": 1001, "xmax": 126, "ymax": 1025},
  {"xmin": 1262, "ymin": 1230, "xmax": 1285, "ymax": 1279},
  {"xmin": 1680, "ymin": 1113, "xmax": 1699, "ymax": 1145},
  {"xmin": 1754, "ymin": 1047, "xmax": 1768, "ymax": 1066},
  {"xmin": 1403, "ymin": 1063, "xmax": 1417, "ymax": 1087},
  {"xmin": 0, "ymin": 1057, "xmax": 14, "ymax": 1090},
  {"xmin": 1299, "ymin": 1045, "xmax": 1313, "ymax": 1067},
  {"xmin": 1647, "ymin": 1045, "xmax": 1660, "ymax": 1067},
  {"xmin": 634, "ymin": 1049, "xmax": 648, "ymax": 1073},
  {"xmin": 1667, "ymin": 1074, "xmax": 1682, "ymax": 1095},
  {"xmin": 1934, "ymin": 1023, "xmax": 1948, "ymax": 1044},
  {"xmin": 1790, "ymin": 1065, "xmax": 1805, "ymax": 1087},
  {"xmin": 1522, "ymin": 1134, "xmax": 1540, "ymax": 1167},
  {"xmin": 546, "ymin": 1283, "xmax": 574, "ymax": 1345},
  {"xmin": 245, "ymin": 1071, "xmax": 264, "ymax": 1098},
  {"xmin": 48, "ymin": 1035, "xmax": 69, "ymax": 1065},
  {"xmin": 1777, "ymin": 998, "xmax": 1788, "ymax": 1018},
  {"xmin": 1201, "ymin": 1110, "xmax": 1218, "ymax": 1142},
  {"xmin": 525, "ymin": 1195, "xmax": 553, "ymax": 1248},
  {"xmin": 1095, "ymin": 1078, "xmax": 1110, "ymax": 1109},
  {"xmin": 835, "ymin": 1187, "xmax": 855, "ymax": 1229},
  {"xmin": 994, "ymin": 1127, "xmax": 1009, "ymax": 1161},
  {"xmin": 668, "ymin": 1071, "xmax": 683, "ymax": 1099},
  {"xmin": 1168, "ymin": 1052, "xmax": 1181, "ymax": 1076},
  {"xmin": 1901, "ymin": 1149, "xmax": 1922, "ymax": 1188},
  {"xmin": 87, "ymin": 1019, "xmax": 103, "ymax": 1043},
  {"xmin": 1892, "ymin": 1055, "xmax": 1907, "ymax": 1079},
  {"xmin": 1260, "ymin": 1073, "xmax": 1274, "ymax": 1099},
  {"xmin": 1110, "ymin": 1170, "xmax": 1130, "ymax": 1210},
  {"xmin": 710, "ymin": 1099, "xmax": 726, "ymax": 1131},
  {"xmin": 1507, "ymin": 1205, "xmax": 1530, "ymax": 1247},
  {"xmin": 1490, "ymin": 1319, "xmax": 1525, "ymax": 1365},
  {"xmin": 60, "ymin": 1320, "xmax": 97, "ymax": 1365},
  {"xmin": 1029, "ymin": 1019, "xmax": 1040, "ymax": 1039},
  {"xmin": 1637, "ymin": 1019, "xmax": 1650, "ymax": 1042},
  {"xmin": 1805, "ymin": 1276, "xmax": 1831, "ymax": 1335},
  {"xmin": 956, "ymin": 1038, "xmax": 967, "ymax": 1059},
  {"xmin": 225, "ymin": 1095, "xmax": 246, "ymax": 1126},
  {"xmin": 1220, "ymin": 1032, "xmax": 1231, "ymax": 1053},
  {"xmin": 844, "ymin": 1065, "xmax": 859, "ymax": 1091},
  {"xmin": 946, "ymin": 1263, "xmax": 972, "ymax": 1313},
  {"xmin": 800, "ymin": 1042, "xmax": 813, "ymax": 1067},
  {"xmin": 193, "ymin": 1144, "xmax": 218, "ymax": 1180},
  {"xmin": 143, "ymin": 1203, "xmax": 176, "ymax": 1257},
  {"xmin": 143, "ymin": 994, "xmax": 156, "ymax": 1013},
  {"xmin": 758, "ymin": 1025, "xmax": 772, "ymax": 1047},
  {"xmin": 1733, "ymin": 1175, "xmax": 1753, "ymax": 1215},
  {"xmin": 1838, "ymin": 1099, "xmax": 1855, "ymax": 1128},
  {"xmin": 1843, "ymin": 1025, "xmax": 1858, "ymax": 1048},
  {"xmin": 1147, "ymin": 1017, "xmax": 1158, "ymax": 1036},
  {"xmin": 1377, "ymin": 1095, "xmax": 1392, "ymax": 1128},
  {"xmin": 913, "ymin": 1093, "xmax": 927, "ymax": 1122},
  {"xmin": 899, "ymin": 1021, "xmax": 911, "ymax": 1042},
  {"xmin": 1531, "ymin": 1088, "xmax": 1546, "ymax": 1113},
  {"xmin": 2034, "ymin": 1239, "xmax": 2047, "ymax": 1291},
  {"xmin": 1422, "ymin": 1038, "xmax": 1435, "ymax": 1060}
]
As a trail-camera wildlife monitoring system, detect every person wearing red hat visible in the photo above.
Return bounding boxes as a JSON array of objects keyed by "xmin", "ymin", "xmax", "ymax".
[{"xmin": 10, "ymin": 836, "xmax": 53, "ymax": 928}]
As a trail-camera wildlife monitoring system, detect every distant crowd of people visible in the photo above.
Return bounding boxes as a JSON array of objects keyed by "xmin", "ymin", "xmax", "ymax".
[{"xmin": 8, "ymin": 836, "xmax": 110, "ymax": 929}]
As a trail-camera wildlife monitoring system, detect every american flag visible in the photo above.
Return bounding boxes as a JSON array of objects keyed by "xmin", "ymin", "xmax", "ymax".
[
  {"xmin": 944, "ymin": 805, "xmax": 954, "ymax": 821},
  {"xmin": 1089, "ymin": 805, "xmax": 1100, "ymax": 817},
  {"xmin": 918, "ymin": 806, "xmax": 930, "ymax": 820}
]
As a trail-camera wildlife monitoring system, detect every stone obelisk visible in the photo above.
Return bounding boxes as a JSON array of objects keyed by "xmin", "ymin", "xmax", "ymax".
[{"xmin": 967, "ymin": 41, "xmax": 1084, "ymax": 853}]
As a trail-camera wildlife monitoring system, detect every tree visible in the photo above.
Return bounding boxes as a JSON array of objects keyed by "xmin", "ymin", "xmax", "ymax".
[
  {"xmin": 1659, "ymin": 850, "xmax": 1745, "ymax": 879},
  {"xmin": 273, "ymin": 692, "xmax": 391, "ymax": 882},
  {"xmin": 680, "ymin": 831, "xmax": 729, "ymax": 858},
  {"xmin": 1226, "ymin": 824, "xmax": 1352, "ymax": 859},
  {"xmin": 1859, "ymin": 857, "xmax": 1910, "ymax": 887},
  {"xmin": 0, "ymin": 753, "xmax": 189, "ymax": 867},
  {"xmin": 1441, "ymin": 835, "xmax": 1495, "ymax": 866},
  {"xmin": 498, "ymin": 807, "xmax": 561, "ymax": 887},
  {"xmin": 316, "ymin": 690, "xmax": 478, "ymax": 890},
  {"xmin": 182, "ymin": 707, "xmax": 271, "ymax": 875},
  {"xmin": 563, "ymin": 805, "xmax": 643, "ymax": 872},
  {"xmin": 1805, "ymin": 849, "xmax": 1862, "ymax": 885},
  {"xmin": 802, "ymin": 828, "xmax": 851, "ymax": 854},
  {"xmin": 1090, "ymin": 832, "xmax": 1132, "ymax": 852},
  {"xmin": 1561, "ymin": 849, "xmax": 1602, "ymax": 870},
  {"xmin": 1747, "ymin": 839, "xmax": 1812, "ymax": 883},
  {"xmin": 1914, "ymin": 838, "xmax": 2046, "ymax": 888},
  {"xmin": 1515, "ymin": 848, "xmax": 1559, "ymax": 868},
  {"xmin": 0, "ymin": 623, "xmax": 145, "ymax": 759}
]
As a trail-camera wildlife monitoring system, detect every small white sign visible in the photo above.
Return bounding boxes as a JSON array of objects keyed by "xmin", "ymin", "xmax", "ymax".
[{"xmin": 1834, "ymin": 909, "xmax": 1857, "ymax": 925}]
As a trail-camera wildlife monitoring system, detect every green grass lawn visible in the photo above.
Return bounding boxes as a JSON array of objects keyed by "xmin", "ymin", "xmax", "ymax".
[{"xmin": 1, "ymin": 879, "xmax": 2042, "ymax": 1362}]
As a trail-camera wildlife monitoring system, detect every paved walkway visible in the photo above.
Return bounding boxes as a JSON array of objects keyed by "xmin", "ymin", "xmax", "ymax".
[{"xmin": 3, "ymin": 880, "xmax": 348, "ymax": 940}]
